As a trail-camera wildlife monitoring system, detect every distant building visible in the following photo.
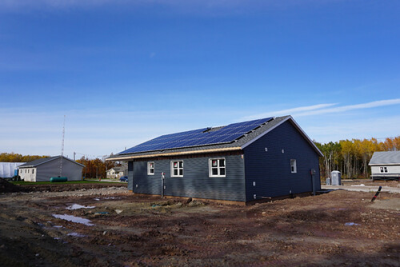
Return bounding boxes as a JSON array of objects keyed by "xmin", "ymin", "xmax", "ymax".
[
  {"xmin": 0, "ymin": 162, "xmax": 25, "ymax": 178},
  {"xmin": 19, "ymin": 156, "xmax": 84, "ymax": 182},
  {"xmin": 108, "ymin": 116, "xmax": 322, "ymax": 204},
  {"xmin": 106, "ymin": 167, "xmax": 126, "ymax": 179},
  {"xmin": 369, "ymin": 151, "xmax": 400, "ymax": 180}
]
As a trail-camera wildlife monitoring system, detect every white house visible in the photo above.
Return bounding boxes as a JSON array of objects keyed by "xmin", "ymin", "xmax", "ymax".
[
  {"xmin": 19, "ymin": 156, "xmax": 84, "ymax": 182},
  {"xmin": 369, "ymin": 151, "xmax": 400, "ymax": 180},
  {"xmin": 106, "ymin": 167, "xmax": 125, "ymax": 179}
]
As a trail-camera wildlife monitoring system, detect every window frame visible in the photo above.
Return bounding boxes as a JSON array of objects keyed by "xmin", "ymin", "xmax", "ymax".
[
  {"xmin": 209, "ymin": 158, "xmax": 226, "ymax": 178},
  {"xmin": 147, "ymin": 162, "xmax": 155, "ymax": 175},
  {"xmin": 290, "ymin": 159, "xmax": 297, "ymax": 173},
  {"xmin": 170, "ymin": 160, "xmax": 184, "ymax": 177}
]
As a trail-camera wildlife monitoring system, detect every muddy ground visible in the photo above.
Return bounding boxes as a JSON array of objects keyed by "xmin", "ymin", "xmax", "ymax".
[{"xmin": 0, "ymin": 180, "xmax": 399, "ymax": 266}]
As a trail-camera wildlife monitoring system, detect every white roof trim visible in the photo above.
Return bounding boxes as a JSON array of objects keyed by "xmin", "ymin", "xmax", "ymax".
[{"xmin": 369, "ymin": 163, "xmax": 400, "ymax": 166}]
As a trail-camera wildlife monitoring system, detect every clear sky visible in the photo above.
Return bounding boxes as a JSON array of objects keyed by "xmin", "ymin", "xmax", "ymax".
[{"xmin": 1, "ymin": 0, "xmax": 399, "ymax": 159}]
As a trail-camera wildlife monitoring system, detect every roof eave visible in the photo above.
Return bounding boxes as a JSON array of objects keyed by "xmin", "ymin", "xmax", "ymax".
[
  {"xmin": 369, "ymin": 163, "xmax": 400, "ymax": 166},
  {"xmin": 107, "ymin": 147, "xmax": 243, "ymax": 161}
]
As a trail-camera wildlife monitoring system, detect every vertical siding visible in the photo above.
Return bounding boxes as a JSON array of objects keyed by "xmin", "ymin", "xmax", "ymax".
[
  {"xmin": 244, "ymin": 121, "xmax": 321, "ymax": 202},
  {"xmin": 130, "ymin": 155, "xmax": 246, "ymax": 202},
  {"xmin": 35, "ymin": 158, "xmax": 83, "ymax": 181}
]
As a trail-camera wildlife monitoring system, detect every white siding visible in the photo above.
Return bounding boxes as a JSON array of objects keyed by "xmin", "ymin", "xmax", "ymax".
[{"xmin": 371, "ymin": 165, "xmax": 400, "ymax": 174}]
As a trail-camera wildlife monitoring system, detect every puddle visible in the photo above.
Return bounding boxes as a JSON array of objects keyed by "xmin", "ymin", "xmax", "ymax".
[
  {"xmin": 52, "ymin": 214, "xmax": 94, "ymax": 226},
  {"xmin": 66, "ymin": 204, "xmax": 95, "ymax": 210},
  {"xmin": 344, "ymin": 222, "xmax": 360, "ymax": 226},
  {"xmin": 103, "ymin": 196, "xmax": 121, "ymax": 200},
  {"xmin": 68, "ymin": 232, "xmax": 87, "ymax": 237},
  {"xmin": 53, "ymin": 225, "xmax": 63, "ymax": 228}
]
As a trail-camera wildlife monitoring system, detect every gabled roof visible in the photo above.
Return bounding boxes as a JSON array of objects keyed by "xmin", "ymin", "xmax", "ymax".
[
  {"xmin": 108, "ymin": 167, "xmax": 123, "ymax": 172},
  {"xmin": 369, "ymin": 151, "xmax": 400, "ymax": 166},
  {"xmin": 19, "ymin": 156, "xmax": 85, "ymax": 168},
  {"xmin": 108, "ymin": 116, "xmax": 323, "ymax": 161}
]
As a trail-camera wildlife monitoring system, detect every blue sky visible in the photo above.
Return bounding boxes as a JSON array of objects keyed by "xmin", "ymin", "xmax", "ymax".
[{"xmin": 1, "ymin": 0, "xmax": 399, "ymax": 159}]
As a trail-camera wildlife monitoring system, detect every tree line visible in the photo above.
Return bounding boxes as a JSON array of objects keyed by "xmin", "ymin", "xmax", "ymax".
[
  {"xmin": 0, "ymin": 153, "xmax": 48, "ymax": 163},
  {"xmin": 76, "ymin": 156, "xmax": 118, "ymax": 179},
  {"xmin": 314, "ymin": 136, "xmax": 400, "ymax": 179},
  {"xmin": 2, "ymin": 136, "xmax": 399, "ymax": 180}
]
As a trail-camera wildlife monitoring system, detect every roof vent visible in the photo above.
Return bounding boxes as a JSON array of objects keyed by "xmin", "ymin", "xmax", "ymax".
[{"xmin": 203, "ymin": 126, "xmax": 225, "ymax": 133}]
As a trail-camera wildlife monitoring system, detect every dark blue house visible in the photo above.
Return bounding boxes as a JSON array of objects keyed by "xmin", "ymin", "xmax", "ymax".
[{"xmin": 109, "ymin": 116, "xmax": 323, "ymax": 204}]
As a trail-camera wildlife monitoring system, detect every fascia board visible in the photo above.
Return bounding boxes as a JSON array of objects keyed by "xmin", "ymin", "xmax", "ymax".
[
  {"xmin": 369, "ymin": 163, "xmax": 400, "ymax": 166},
  {"xmin": 106, "ymin": 147, "xmax": 243, "ymax": 161}
]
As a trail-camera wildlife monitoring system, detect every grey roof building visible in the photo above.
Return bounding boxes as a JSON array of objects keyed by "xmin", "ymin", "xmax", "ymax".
[
  {"xmin": 108, "ymin": 116, "xmax": 323, "ymax": 204},
  {"xmin": 369, "ymin": 151, "xmax": 400, "ymax": 180},
  {"xmin": 19, "ymin": 156, "xmax": 84, "ymax": 182}
]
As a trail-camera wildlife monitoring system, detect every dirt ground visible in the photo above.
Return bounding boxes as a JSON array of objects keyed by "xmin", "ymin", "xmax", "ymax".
[{"xmin": 0, "ymin": 180, "xmax": 399, "ymax": 266}]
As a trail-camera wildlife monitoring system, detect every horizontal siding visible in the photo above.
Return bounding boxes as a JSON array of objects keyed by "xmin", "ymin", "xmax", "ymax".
[
  {"xmin": 130, "ymin": 155, "xmax": 246, "ymax": 202},
  {"xmin": 244, "ymin": 120, "xmax": 321, "ymax": 201}
]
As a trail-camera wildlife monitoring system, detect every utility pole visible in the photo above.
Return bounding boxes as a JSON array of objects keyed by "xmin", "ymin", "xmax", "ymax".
[{"xmin": 60, "ymin": 115, "xmax": 66, "ymax": 177}]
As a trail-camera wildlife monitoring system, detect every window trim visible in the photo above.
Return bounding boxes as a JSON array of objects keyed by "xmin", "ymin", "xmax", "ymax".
[
  {"xmin": 170, "ymin": 160, "xmax": 184, "ymax": 177},
  {"xmin": 290, "ymin": 159, "xmax": 297, "ymax": 173},
  {"xmin": 209, "ymin": 158, "xmax": 226, "ymax": 178},
  {"xmin": 147, "ymin": 162, "xmax": 155, "ymax": 175}
]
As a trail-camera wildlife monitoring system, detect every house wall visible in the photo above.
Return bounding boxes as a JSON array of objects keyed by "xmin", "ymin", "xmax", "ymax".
[
  {"xmin": 243, "ymin": 120, "xmax": 321, "ymax": 202},
  {"xmin": 35, "ymin": 158, "xmax": 83, "ymax": 181},
  {"xmin": 107, "ymin": 168, "xmax": 122, "ymax": 178},
  {"xmin": 128, "ymin": 155, "xmax": 246, "ymax": 202},
  {"xmin": 19, "ymin": 168, "xmax": 36, "ymax": 182},
  {"xmin": 371, "ymin": 165, "xmax": 400, "ymax": 179}
]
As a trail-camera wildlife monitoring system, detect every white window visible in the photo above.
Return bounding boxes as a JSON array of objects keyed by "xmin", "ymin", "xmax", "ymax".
[
  {"xmin": 209, "ymin": 158, "xmax": 226, "ymax": 177},
  {"xmin": 147, "ymin": 162, "xmax": 155, "ymax": 175},
  {"xmin": 290, "ymin": 159, "xmax": 297, "ymax": 173},
  {"xmin": 380, "ymin": 167, "xmax": 388, "ymax": 173},
  {"xmin": 171, "ymin": 160, "xmax": 183, "ymax": 177}
]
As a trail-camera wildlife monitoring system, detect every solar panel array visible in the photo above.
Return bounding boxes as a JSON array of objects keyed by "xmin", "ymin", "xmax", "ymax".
[{"xmin": 119, "ymin": 117, "xmax": 273, "ymax": 154}]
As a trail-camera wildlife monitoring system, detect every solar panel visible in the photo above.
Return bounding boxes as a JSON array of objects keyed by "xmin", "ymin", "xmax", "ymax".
[{"xmin": 120, "ymin": 117, "xmax": 273, "ymax": 154}]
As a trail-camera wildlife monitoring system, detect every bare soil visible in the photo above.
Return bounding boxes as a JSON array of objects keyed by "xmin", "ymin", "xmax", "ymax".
[{"xmin": 0, "ymin": 180, "xmax": 399, "ymax": 266}]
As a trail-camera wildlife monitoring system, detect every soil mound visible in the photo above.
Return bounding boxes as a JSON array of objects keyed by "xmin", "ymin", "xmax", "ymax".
[{"xmin": 0, "ymin": 178, "xmax": 26, "ymax": 193}]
